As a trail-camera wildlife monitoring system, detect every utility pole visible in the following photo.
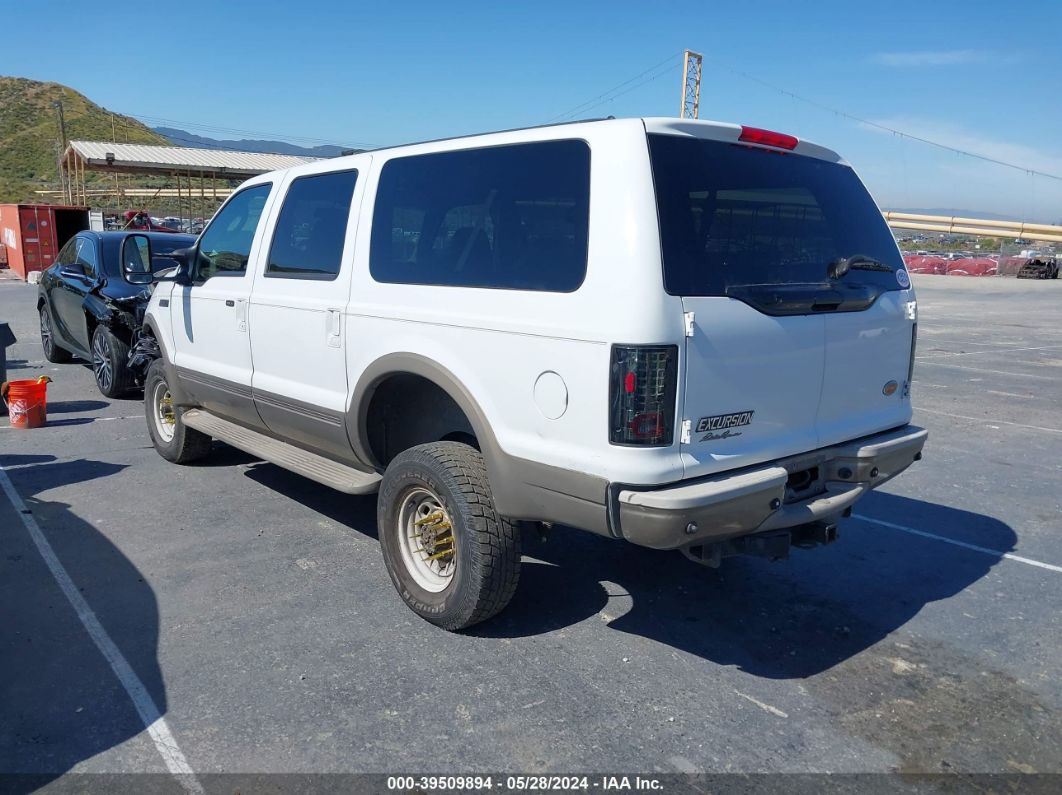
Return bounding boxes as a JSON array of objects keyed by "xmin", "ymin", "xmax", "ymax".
[
  {"xmin": 52, "ymin": 100, "xmax": 69, "ymax": 203},
  {"xmin": 679, "ymin": 49, "xmax": 703, "ymax": 119}
]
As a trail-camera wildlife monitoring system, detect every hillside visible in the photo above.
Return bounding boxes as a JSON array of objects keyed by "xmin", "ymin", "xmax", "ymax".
[
  {"xmin": 0, "ymin": 76, "xmax": 168, "ymax": 203},
  {"xmin": 153, "ymin": 126, "xmax": 346, "ymax": 158}
]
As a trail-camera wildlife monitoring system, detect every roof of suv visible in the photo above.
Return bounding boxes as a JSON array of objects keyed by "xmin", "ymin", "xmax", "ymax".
[{"xmin": 249, "ymin": 116, "xmax": 848, "ymax": 186}]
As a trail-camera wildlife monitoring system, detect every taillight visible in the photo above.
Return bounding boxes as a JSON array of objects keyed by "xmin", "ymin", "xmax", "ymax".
[
  {"xmin": 609, "ymin": 345, "xmax": 678, "ymax": 446},
  {"xmin": 738, "ymin": 126, "xmax": 799, "ymax": 150}
]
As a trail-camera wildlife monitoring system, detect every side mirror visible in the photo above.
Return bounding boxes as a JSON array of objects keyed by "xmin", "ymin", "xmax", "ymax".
[
  {"xmin": 122, "ymin": 234, "xmax": 154, "ymax": 285},
  {"xmin": 153, "ymin": 246, "xmax": 195, "ymax": 286}
]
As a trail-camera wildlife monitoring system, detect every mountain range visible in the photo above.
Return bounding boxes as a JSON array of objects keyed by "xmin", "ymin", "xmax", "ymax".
[{"xmin": 152, "ymin": 127, "xmax": 346, "ymax": 158}]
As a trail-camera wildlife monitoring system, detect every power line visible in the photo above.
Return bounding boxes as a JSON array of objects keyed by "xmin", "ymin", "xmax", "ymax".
[
  {"xmin": 546, "ymin": 52, "xmax": 684, "ymax": 123},
  {"xmin": 708, "ymin": 57, "xmax": 1062, "ymax": 183}
]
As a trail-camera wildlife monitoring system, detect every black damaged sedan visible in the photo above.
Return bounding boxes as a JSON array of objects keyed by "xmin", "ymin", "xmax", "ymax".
[{"xmin": 37, "ymin": 230, "xmax": 195, "ymax": 397}]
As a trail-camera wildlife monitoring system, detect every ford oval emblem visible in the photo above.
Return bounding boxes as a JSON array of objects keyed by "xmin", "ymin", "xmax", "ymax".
[
  {"xmin": 883, "ymin": 380, "xmax": 899, "ymax": 396},
  {"xmin": 896, "ymin": 269, "xmax": 911, "ymax": 288}
]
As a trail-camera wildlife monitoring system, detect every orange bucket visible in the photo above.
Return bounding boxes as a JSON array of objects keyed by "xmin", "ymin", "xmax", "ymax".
[{"xmin": 6, "ymin": 378, "xmax": 49, "ymax": 429}]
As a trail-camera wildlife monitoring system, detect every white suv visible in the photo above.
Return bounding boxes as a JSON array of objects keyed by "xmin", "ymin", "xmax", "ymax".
[{"xmin": 133, "ymin": 117, "xmax": 927, "ymax": 630}]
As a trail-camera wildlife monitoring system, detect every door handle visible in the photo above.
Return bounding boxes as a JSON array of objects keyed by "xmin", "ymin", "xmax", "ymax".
[
  {"xmin": 225, "ymin": 299, "xmax": 235, "ymax": 307},
  {"xmin": 326, "ymin": 309, "xmax": 342, "ymax": 348}
]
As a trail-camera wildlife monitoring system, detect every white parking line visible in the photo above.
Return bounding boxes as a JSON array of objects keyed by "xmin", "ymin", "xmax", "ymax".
[
  {"xmin": 985, "ymin": 390, "xmax": 1033, "ymax": 399},
  {"xmin": 917, "ymin": 343, "xmax": 1062, "ymax": 359},
  {"xmin": 914, "ymin": 405, "xmax": 1062, "ymax": 435},
  {"xmin": 0, "ymin": 467, "xmax": 203, "ymax": 792},
  {"xmin": 915, "ymin": 361, "xmax": 1058, "ymax": 380},
  {"xmin": 0, "ymin": 415, "xmax": 143, "ymax": 430},
  {"xmin": 853, "ymin": 514, "xmax": 1062, "ymax": 574}
]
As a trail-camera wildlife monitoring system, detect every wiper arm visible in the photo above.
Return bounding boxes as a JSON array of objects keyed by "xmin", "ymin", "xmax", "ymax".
[{"xmin": 827, "ymin": 254, "xmax": 888, "ymax": 280}]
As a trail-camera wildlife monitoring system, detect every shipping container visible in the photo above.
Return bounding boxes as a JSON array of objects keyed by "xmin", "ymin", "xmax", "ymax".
[{"xmin": 0, "ymin": 204, "xmax": 89, "ymax": 280}]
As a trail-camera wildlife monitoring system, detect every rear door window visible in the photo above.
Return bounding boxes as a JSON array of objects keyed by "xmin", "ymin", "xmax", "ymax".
[
  {"xmin": 369, "ymin": 140, "xmax": 590, "ymax": 292},
  {"xmin": 74, "ymin": 237, "xmax": 98, "ymax": 278},
  {"xmin": 266, "ymin": 170, "xmax": 358, "ymax": 280},
  {"xmin": 649, "ymin": 134, "xmax": 903, "ymax": 296}
]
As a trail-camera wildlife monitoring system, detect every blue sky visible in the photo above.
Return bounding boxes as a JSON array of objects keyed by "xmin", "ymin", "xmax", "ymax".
[{"xmin": 3, "ymin": 0, "xmax": 1061, "ymax": 220}]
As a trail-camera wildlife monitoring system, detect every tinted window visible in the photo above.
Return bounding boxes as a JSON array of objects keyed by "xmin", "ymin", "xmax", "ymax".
[
  {"xmin": 197, "ymin": 184, "xmax": 271, "ymax": 280},
  {"xmin": 150, "ymin": 236, "xmax": 195, "ymax": 273},
  {"xmin": 74, "ymin": 237, "xmax": 98, "ymax": 277},
  {"xmin": 370, "ymin": 140, "xmax": 590, "ymax": 292},
  {"xmin": 55, "ymin": 237, "xmax": 78, "ymax": 267},
  {"xmin": 267, "ymin": 170, "xmax": 357, "ymax": 279},
  {"xmin": 649, "ymin": 135, "xmax": 903, "ymax": 296}
]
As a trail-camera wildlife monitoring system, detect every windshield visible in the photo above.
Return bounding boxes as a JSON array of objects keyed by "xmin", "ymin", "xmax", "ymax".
[{"xmin": 649, "ymin": 134, "xmax": 904, "ymax": 296}]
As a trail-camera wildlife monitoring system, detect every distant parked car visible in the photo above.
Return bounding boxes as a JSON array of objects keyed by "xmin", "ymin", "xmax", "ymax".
[
  {"xmin": 1016, "ymin": 258, "xmax": 1059, "ymax": 280},
  {"xmin": 122, "ymin": 210, "xmax": 182, "ymax": 233},
  {"xmin": 36, "ymin": 231, "xmax": 195, "ymax": 397}
]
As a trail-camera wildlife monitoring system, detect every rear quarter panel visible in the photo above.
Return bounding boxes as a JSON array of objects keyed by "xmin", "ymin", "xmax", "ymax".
[{"xmin": 343, "ymin": 120, "xmax": 688, "ymax": 486}]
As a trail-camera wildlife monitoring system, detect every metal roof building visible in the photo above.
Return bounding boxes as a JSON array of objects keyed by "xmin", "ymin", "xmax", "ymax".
[
  {"xmin": 63, "ymin": 140, "xmax": 320, "ymax": 179},
  {"xmin": 56, "ymin": 139, "xmax": 324, "ymax": 214}
]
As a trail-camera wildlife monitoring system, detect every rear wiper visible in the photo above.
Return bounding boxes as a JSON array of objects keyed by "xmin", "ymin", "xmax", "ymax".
[{"xmin": 827, "ymin": 255, "xmax": 890, "ymax": 280}]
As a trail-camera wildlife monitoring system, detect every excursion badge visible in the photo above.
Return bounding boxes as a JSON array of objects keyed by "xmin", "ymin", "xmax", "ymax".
[{"xmin": 696, "ymin": 410, "xmax": 754, "ymax": 442}]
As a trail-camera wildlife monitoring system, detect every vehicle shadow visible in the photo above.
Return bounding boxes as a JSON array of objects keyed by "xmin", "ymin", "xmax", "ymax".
[
  {"xmin": 3, "ymin": 358, "xmax": 39, "ymax": 372},
  {"xmin": 0, "ymin": 453, "xmax": 166, "ymax": 790},
  {"xmin": 40, "ymin": 417, "xmax": 95, "ymax": 428},
  {"xmin": 221, "ymin": 454, "xmax": 1013, "ymax": 680},
  {"xmin": 74, "ymin": 365, "xmax": 143, "ymax": 399},
  {"xmin": 45, "ymin": 399, "xmax": 109, "ymax": 415},
  {"xmin": 240, "ymin": 460, "xmax": 379, "ymax": 538},
  {"xmin": 476, "ymin": 491, "xmax": 1016, "ymax": 679}
]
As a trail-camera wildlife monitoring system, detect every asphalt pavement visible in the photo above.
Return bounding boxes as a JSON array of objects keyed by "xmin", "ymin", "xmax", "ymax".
[{"xmin": 1, "ymin": 274, "xmax": 1060, "ymax": 789}]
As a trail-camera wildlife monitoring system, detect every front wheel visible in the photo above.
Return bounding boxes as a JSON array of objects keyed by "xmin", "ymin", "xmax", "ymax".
[
  {"xmin": 91, "ymin": 325, "xmax": 134, "ymax": 398},
  {"xmin": 378, "ymin": 442, "xmax": 520, "ymax": 631},
  {"xmin": 144, "ymin": 359, "xmax": 212, "ymax": 464}
]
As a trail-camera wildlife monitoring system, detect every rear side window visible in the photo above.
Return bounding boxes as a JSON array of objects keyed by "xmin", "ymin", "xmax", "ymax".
[
  {"xmin": 267, "ymin": 170, "xmax": 358, "ymax": 280},
  {"xmin": 370, "ymin": 140, "xmax": 590, "ymax": 292},
  {"xmin": 55, "ymin": 237, "xmax": 78, "ymax": 267},
  {"xmin": 649, "ymin": 135, "xmax": 903, "ymax": 296},
  {"xmin": 74, "ymin": 237, "xmax": 98, "ymax": 278}
]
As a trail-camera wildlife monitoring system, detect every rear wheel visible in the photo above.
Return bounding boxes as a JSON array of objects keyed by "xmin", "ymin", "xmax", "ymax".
[
  {"xmin": 40, "ymin": 304, "xmax": 72, "ymax": 363},
  {"xmin": 91, "ymin": 325, "xmax": 135, "ymax": 398},
  {"xmin": 378, "ymin": 442, "xmax": 520, "ymax": 631},
  {"xmin": 144, "ymin": 359, "xmax": 212, "ymax": 464}
]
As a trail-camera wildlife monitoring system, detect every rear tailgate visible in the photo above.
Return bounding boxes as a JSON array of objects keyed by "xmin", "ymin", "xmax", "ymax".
[
  {"xmin": 681, "ymin": 296, "xmax": 823, "ymax": 475},
  {"xmin": 647, "ymin": 127, "xmax": 914, "ymax": 479}
]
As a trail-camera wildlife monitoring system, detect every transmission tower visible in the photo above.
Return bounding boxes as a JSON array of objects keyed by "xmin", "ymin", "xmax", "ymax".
[{"xmin": 679, "ymin": 49, "xmax": 703, "ymax": 119}]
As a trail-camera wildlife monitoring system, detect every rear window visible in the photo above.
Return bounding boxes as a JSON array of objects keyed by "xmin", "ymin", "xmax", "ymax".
[
  {"xmin": 649, "ymin": 135, "xmax": 903, "ymax": 296},
  {"xmin": 369, "ymin": 140, "xmax": 590, "ymax": 292}
]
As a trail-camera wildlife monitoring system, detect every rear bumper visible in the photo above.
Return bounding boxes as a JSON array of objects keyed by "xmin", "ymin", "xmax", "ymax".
[{"xmin": 616, "ymin": 424, "xmax": 928, "ymax": 550}]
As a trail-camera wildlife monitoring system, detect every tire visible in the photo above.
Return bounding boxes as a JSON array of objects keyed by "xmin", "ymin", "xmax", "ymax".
[
  {"xmin": 144, "ymin": 359, "xmax": 212, "ymax": 464},
  {"xmin": 40, "ymin": 304, "xmax": 72, "ymax": 363},
  {"xmin": 378, "ymin": 441, "xmax": 520, "ymax": 631},
  {"xmin": 91, "ymin": 325, "xmax": 135, "ymax": 398}
]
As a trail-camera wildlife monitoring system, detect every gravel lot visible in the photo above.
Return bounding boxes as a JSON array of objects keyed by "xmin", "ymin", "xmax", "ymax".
[{"xmin": 2, "ymin": 274, "xmax": 1060, "ymax": 788}]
